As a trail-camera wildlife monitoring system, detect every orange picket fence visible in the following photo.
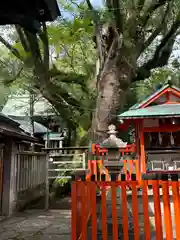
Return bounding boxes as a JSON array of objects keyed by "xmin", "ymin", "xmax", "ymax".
[
  {"xmin": 87, "ymin": 143, "xmax": 140, "ymax": 182},
  {"xmin": 87, "ymin": 159, "xmax": 141, "ymax": 182},
  {"xmin": 87, "ymin": 160, "xmax": 109, "ymax": 181},
  {"xmin": 72, "ymin": 174, "xmax": 180, "ymax": 240}
]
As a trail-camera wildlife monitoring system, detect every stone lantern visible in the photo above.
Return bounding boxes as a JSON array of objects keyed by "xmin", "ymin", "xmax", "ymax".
[{"xmin": 101, "ymin": 124, "xmax": 127, "ymax": 179}]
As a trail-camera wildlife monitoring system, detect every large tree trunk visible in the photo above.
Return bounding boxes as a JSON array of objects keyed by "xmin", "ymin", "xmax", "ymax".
[{"xmin": 91, "ymin": 46, "xmax": 137, "ymax": 142}]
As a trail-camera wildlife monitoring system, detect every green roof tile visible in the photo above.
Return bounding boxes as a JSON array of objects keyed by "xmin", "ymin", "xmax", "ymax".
[{"xmin": 118, "ymin": 104, "xmax": 180, "ymax": 119}]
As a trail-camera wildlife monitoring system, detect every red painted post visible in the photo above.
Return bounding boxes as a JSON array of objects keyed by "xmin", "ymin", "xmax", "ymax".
[
  {"xmin": 72, "ymin": 178, "xmax": 180, "ymax": 240},
  {"xmin": 71, "ymin": 182, "xmax": 77, "ymax": 240},
  {"xmin": 91, "ymin": 182, "xmax": 97, "ymax": 240},
  {"xmin": 152, "ymin": 180, "xmax": 163, "ymax": 239},
  {"xmin": 131, "ymin": 182, "xmax": 140, "ymax": 240},
  {"xmin": 121, "ymin": 183, "xmax": 129, "ymax": 240},
  {"xmin": 101, "ymin": 185, "xmax": 108, "ymax": 240},
  {"xmin": 80, "ymin": 182, "xmax": 87, "ymax": 239},
  {"xmin": 111, "ymin": 183, "xmax": 118, "ymax": 240},
  {"xmin": 162, "ymin": 182, "xmax": 173, "ymax": 240},
  {"xmin": 172, "ymin": 181, "xmax": 180, "ymax": 239},
  {"xmin": 142, "ymin": 180, "xmax": 151, "ymax": 240}
]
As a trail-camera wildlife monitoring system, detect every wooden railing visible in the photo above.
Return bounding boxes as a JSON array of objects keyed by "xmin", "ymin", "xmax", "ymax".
[
  {"xmin": 16, "ymin": 151, "xmax": 46, "ymax": 192},
  {"xmin": 87, "ymin": 143, "xmax": 139, "ymax": 181},
  {"xmin": 91, "ymin": 143, "xmax": 136, "ymax": 156},
  {"xmin": 87, "ymin": 159, "xmax": 141, "ymax": 182},
  {"xmin": 44, "ymin": 147, "xmax": 88, "ymax": 180},
  {"xmin": 72, "ymin": 173, "xmax": 180, "ymax": 240},
  {"xmin": 44, "ymin": 147, "xmax": 89, "ymax": 209},
  {"xmin": 48, "ymin": 152, "xmax": 86, "ymax": 180},
  {"xmin": 44, "ymin": 146, "xmax": 89, "ymax": 157}
]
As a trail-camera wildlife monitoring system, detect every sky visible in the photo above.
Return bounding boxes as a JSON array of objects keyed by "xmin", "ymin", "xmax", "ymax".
[
  {"xmin": 90, "ymin": 0, "xmax": 103, "ymax": 8},
  {"xmin": 60, "ymin": 0, "xmax": 103, "ymax": 19}
]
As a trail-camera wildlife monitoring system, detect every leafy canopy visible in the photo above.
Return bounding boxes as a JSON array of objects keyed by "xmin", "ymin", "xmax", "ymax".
[{"xmin": 0, "ymin": 0, "xmax": 97, "ymax": 134}]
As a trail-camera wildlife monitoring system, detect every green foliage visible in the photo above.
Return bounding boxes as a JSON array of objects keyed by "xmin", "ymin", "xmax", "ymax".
[
  {"xmin": 0, "ymin": 0, "xmax": 97, "ymax": 141},
  {"xmin": 47, "ymin": 15, "xmax": 96, "ymax": 78},
  {"xmin": 55, "ymin": 176, "xmax": 69, "ymax": 187},
  {"xmin": 2, "ymin": 0, "xmax": 180, "ymax": 143},
  {"xmin": 135, "ymin": 66, "xmax": 180, "ymax": 102}
]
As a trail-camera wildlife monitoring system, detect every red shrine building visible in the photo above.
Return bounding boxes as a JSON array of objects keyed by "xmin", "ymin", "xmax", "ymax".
[{"xmin": 118, "ymin": 84, "xmax": 180, "ymax": 175}]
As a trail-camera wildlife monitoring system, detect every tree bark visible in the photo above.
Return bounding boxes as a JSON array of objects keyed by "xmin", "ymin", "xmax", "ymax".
[{"xmin": 91, "ymin": 45, "xmax": 137, "ymax": 142}]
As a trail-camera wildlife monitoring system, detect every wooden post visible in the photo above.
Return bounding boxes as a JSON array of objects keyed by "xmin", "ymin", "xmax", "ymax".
[
  {"xmin": 29, "ymin": 90, "xmax": 35, "ymax": 151},
  {"xmin": 71, "ymin": 182, "xmax": 77, "ymax": 240},
  {"xmin": 140, "ymin": 129, "xmax": 146, "ymax": 173},
  {"xmin": 45, "ymin": 152, "xmax": 49, "ymax": 210},
  {"xmin": 82, "ymin": 152, "xmax": 86, "ymax": 170},
  {"xmin": 134, "ymin": 121, "xmax": 141, "ymax": 181},
  {"xmin": 0, "ymin": 144, "xmax": 4, "ymax": 213},
  {"xmin": 2, "ymin": 139, "xmax": 13, "ymax": 216}
]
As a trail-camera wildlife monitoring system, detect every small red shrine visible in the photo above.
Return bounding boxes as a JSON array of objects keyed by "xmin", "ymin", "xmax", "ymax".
[{"xmin": 118, "ymin": 84, "xmax": 180, "ymax": 174}]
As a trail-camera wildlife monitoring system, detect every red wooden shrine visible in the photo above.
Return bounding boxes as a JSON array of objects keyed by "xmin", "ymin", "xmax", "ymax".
[{"xmin": 118, "ymin": 84, "xmax": 180, "ymax": 175}]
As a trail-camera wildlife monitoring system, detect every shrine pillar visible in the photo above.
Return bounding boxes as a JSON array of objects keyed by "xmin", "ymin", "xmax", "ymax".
[{"xmin": 139, "ymin": 120, "xmax": 146, "ymax": 173}]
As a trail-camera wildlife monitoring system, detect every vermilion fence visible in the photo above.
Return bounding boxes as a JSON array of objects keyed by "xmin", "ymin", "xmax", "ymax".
[
  {"xmin": 91, "ymin": 143, "xmax": 136, "ymax": 156},
  {"xmin": 87, "ymin": 159, "xmax": 141, "ymax": 182},
  {"xmin": 72, "ymin": 174, "xmax": 180, "ymax": 240},
  {"xmin": 87, "ymin": 144, "xmax": 140, "ymax": 181}
]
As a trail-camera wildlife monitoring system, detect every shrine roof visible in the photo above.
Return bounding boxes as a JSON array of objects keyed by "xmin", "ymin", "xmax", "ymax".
[
  {"xmin": 0, "ymin": 0, "xmax": 60, "ymax": 27},
  {"xmin": 118, "ymin": 103, "xmax": 180, "ymax": 119},
  {"xmin": 130, "ymin": 84, "xmax": 180, "ymax": 110}
]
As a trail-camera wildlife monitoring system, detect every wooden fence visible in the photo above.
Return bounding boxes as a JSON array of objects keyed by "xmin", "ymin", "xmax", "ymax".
[
  {"xmin": 0, "ymin": 145, "xmax": 4, "ymax": 195},
  {"xmin": 87, "ymin": 159, "xmax": 141, "ymax": 182},
  {"xmin": 44, "ymin": 146, "xmax": 89, "ymax": 157},
  {"xmin": 16, "ymin": 151, "xmax": 46, "ymax": 192},
  {"xmin": 87, "ymin": 143, "xmax": 140, "ymax": 181},
  {"xmin": 43, "ymin": 147, "xmax": 89, "ymax": 210},
  {"xmin": 48, "ymin": 152, "xmax": 87, "ymax": 180},
  {"xmin": 72, "ymin": 174, "xmax": 180, "ymax": 240}
]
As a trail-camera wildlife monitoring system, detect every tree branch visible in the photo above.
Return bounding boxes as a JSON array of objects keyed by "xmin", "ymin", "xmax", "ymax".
[
  {"xmin": 24, "ymin": 30, "xmax": 44, "ymax": 76},
  {"xmin": 36, "ymin": 88, "xmax": 78, "ymax": 128},
  {"xmin": 86, "ymin": 0, "xmax": 104, "ymax": 69},
  {"xmin": 49, "ymin": 66, "xmax": 87, "ymax": 89},
  {"xmin": 38, "ymin": 22, "xmax": 49, "ymax": 70},
  {"xmin": 134, "ymin": 13, "xmax": 180, "ymax": 81},
  {"xmin": 137, "ymin": 0, "xmax": 146, "ymax": 11},
  {"xmin": 86, "ymin": 0, "xmax": 93, "ymax": 10},
  {"xmin": 142, "ymin": 2, "xmax": 170, "ymax": 52},
  {"xmin": 3, "ymin": 67, "xmax": 23, "ymax": 86},
  {"xmin": 154, "ymin": 16, "xmax": 180, "ymax": 58},
  {"xmin": 36, "ymin": 78, "xmax": 88, "ymax": 115},
  {"xmin": 0, "ymin": 36, "xmax": 24, "ymax": 61},
  {"xmin": 141, "ymin": 0, "xmax": 167, "ymax": 27},
  {"xmin": 15, "ymin": 25, "xmax": 30, "ymax": 52},
  {"xmin": 106, "ymin": 0, "xmax": 123, "ymax": 33},
  {"xmin": 134, "ymin": 38, "xmax": 175, "ymax": 81}
]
